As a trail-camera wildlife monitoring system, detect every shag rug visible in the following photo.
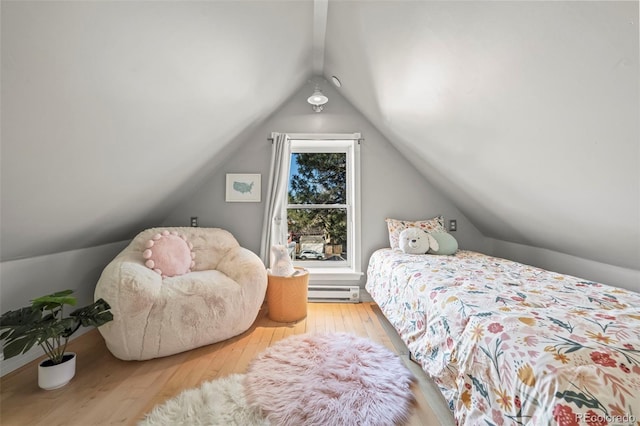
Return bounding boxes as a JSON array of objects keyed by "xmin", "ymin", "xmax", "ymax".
[
  {"xmin": 140, "ymin": 332, "xmax": 415, "ymax": 426},
  {"xmin": 244, "ymin": 332, "xmax": 416, "ymax": 426},
  {"xmin": 138, "ymin": 374, "xmax": 268, "ymax": 426}
]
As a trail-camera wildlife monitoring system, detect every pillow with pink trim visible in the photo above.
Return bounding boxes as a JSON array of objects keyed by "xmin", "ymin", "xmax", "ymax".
[
  {"xmin": 142, "ymin": 230, "xmax": 196, "ymax": 277},
  {"xmin": 385, "ymin": 216, "xmax": 446, "ymax": 249}
]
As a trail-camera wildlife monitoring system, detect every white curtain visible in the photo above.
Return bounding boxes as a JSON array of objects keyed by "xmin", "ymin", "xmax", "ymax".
[{"xmin": 259, "ymin": 133, "xmax": 291, "ymax": 266}]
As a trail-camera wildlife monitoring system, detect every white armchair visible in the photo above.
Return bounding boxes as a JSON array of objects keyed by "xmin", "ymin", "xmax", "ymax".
[{"xmin": 94, "ymin": 227, "xmax": 267, "ymax": 361}]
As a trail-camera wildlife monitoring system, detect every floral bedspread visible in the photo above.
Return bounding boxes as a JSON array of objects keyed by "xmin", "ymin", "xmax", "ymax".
[{"xmin": 366, "ymin": 249, "xmax": 640, "ymax": 426}]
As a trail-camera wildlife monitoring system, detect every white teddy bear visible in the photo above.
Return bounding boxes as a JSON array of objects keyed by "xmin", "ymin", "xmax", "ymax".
[
  {"xmin": 269, "ymin": 244, "xmax": 296, "ymax": 277},
  {"xmin": 398, "ymin": 228, "xmax": 439, "ymax": 254}
]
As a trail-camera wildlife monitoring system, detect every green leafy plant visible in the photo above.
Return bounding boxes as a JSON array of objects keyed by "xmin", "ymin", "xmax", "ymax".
[{"xmin": 0, "ymin": 290, "xmax": 113, "ymax": 365}]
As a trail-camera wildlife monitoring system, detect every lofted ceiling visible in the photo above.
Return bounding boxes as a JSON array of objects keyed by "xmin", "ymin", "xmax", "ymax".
[
  {"xmin": 323, "ymin": 1, "xmax": 639, "ymax": 270},
  {"xmin": 1, "ymin": 0, "xmax": 313, "ymax": 260},
  {"xmin": 1, "ymin": 1, "xmax": 638, "ymax": 272}
]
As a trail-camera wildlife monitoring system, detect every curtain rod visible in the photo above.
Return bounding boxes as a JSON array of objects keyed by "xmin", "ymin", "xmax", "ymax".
[{"xmin": 268, "ymin": 138, "xmax": 363, "ymax": 144}]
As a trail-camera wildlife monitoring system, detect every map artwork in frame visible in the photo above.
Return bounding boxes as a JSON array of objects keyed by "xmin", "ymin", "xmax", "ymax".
[{"xmin": 226, "ymin": 174, "xmax": 261, "ymax": 202}]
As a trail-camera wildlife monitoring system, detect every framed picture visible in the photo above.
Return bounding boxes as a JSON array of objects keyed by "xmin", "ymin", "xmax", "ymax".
[{"xmin": 226, "ymin": 173, "xmax": 261, "ymax": 202}]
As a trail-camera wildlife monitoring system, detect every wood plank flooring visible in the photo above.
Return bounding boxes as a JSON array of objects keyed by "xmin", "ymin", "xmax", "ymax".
[{"xmin": 0, "ymin": 302, "xmax": 453, "ymax": 426}]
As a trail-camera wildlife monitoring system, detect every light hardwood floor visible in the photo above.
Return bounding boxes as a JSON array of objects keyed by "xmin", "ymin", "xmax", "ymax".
[{"xmin": 1, "ymin": 302, "xmax": 453, "ymax": 426}]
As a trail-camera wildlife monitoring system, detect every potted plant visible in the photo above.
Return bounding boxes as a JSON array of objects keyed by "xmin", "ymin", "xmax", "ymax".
[{"xmin": 0, "ymin": 289, "xmax": 113, "ymax": 390}]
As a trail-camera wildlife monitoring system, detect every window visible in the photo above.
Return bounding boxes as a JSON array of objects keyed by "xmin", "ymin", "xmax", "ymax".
[{"xmin": 284, "ymin": 134, "xmax": 362, "ymax": 281}]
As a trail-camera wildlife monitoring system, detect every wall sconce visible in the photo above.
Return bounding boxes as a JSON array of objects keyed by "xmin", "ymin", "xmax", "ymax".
[{"xmin": 307, "ymin": 86, "xmax": 328, "ymax": 112}]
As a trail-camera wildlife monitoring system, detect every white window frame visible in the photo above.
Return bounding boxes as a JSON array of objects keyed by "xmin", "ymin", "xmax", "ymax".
[{"xmin": 282, "ymin": 132, "xmax": 362, "ymax": 283}]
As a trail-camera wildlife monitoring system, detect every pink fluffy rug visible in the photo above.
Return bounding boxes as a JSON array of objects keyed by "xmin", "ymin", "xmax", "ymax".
[{"xmin": 244, "ymin": 332, "xmax": 416, "ymax": 425}]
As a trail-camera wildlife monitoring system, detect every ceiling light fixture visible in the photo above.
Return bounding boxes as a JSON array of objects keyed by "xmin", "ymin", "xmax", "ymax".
[
  {"xmin": 331, "ymin": 76, "xmax": 342, "ymax": 88},
  {"xmin": 307, "ymin": 85, "xmax": 328, "ymax": 112}
]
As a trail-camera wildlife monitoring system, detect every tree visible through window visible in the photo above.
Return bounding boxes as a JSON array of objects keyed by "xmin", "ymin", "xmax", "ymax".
[{"xmin": 288, "ymin": 152, "xmax": 348, "ymax": 264}]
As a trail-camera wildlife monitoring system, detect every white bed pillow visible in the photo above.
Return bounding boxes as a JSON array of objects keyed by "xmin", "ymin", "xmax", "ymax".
[{"xmin": 385, "ymin": 216, "xmax": 446, "ymax": 249}]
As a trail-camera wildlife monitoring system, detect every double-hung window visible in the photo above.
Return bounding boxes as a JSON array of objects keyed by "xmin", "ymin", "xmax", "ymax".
[{"xmin": 283, "ymin": 133, "xmax": 362, "ymax": 282}]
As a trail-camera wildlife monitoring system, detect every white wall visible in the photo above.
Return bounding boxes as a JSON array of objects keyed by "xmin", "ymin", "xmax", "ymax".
[
  {"xmin": 162, "ymin": 80, "xmax": 489, "ymax": 285},
  {"xmin": 0, "ymin": 0, "xmax": 312, "ymax": 262},
  {"xmin": 325, "ymin": 1, "xmax": 640, "ymax": 273}
]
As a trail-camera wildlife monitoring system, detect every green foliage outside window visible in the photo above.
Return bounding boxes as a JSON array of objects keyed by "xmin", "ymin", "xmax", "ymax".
[{"xmin": 288, "ymin": 153, "xmax": 347, "ymax": 250}]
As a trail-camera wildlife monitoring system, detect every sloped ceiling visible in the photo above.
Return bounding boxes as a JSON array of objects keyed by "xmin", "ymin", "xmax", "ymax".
[
  {"xmin": 2, "ymin": 1, "xmax": 638, "ymax": 272},
  {"xmin": 324, "ymin": 1, "xmax": 639, "ymax": 270},
  {"xmin": 1, "ymin": 0, "xmax": 313, "ymax": 260}
]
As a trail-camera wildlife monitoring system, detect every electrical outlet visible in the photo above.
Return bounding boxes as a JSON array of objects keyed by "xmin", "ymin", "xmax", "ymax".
[
  {"xmin": 449, "ymin": 219, "xmax": 457, "ymax": 232},
  {"xmin": 190, "ymin": 217, "xmax": 198, "ymax": 227}
]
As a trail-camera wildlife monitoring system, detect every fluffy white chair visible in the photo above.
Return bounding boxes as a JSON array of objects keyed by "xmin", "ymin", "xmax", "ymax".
[{"xmin": 94, "ymin": 227, "xmax": 267, "ymax": 361}]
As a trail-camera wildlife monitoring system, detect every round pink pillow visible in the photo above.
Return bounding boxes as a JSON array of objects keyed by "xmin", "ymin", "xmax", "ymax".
[{"xmin": 142, "ymin": 230, "xmax": 195, "ymax": 277}]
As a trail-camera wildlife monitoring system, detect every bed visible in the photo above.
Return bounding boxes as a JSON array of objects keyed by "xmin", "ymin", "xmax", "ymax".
[{"xmin": 366, "ymin": 248, "xmax": 640, "ymax": 425}]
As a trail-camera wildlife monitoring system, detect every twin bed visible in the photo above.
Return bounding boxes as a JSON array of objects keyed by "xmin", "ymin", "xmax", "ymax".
[{"xmin": 366, "ymin": 248, "xmax": 640, "ymax": 425}]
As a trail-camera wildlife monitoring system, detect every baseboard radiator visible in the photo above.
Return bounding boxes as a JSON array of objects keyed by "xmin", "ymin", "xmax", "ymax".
[{"xmin": 308, "ymin": 285, "xmax": 360, "ymax": 303}]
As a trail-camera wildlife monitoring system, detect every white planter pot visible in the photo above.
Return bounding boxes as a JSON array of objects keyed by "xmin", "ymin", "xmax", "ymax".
[{"xmin": 38, "ymin": 352, "xmax": 76, "ymax": 390}]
